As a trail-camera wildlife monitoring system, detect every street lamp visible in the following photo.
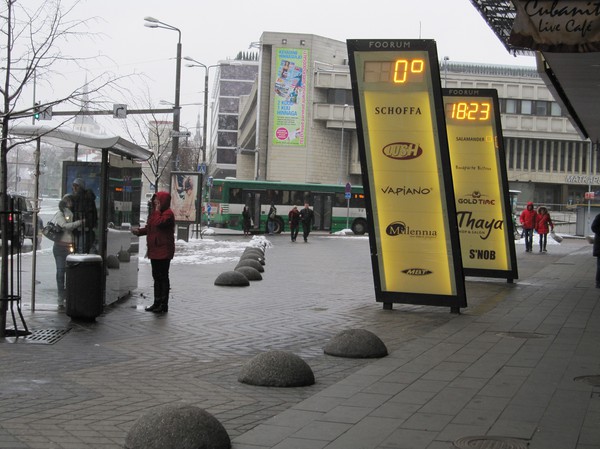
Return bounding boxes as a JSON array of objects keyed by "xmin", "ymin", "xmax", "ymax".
[
  {"xmin": 339, "ymin": 104, "xmax": 349, "ymax": 184},
  {"xmin": 144, "ymin": 16, "xmax": 182, "ymax": 173},
  {"xmin": 443, "ymin": 56, "xmax": 450, "ymax": 87},
  {"xmin": 183, "ymin": 57, "xmax": 223, "ymax": 167}
]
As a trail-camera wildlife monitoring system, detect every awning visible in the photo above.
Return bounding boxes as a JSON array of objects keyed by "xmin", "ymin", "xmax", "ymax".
[{"xmin": 9, "ymin": 125, "xmax": 152, "ymax": 161}]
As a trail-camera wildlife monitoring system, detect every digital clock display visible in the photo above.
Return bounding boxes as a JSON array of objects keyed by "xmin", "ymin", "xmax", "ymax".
[
  {"xmin": 445, "ymin": 101, "xmax": 491, "ymax": 121},
  {"xmin": 364, "ymin": 59, "xmax": 426, "ymax": 84}
]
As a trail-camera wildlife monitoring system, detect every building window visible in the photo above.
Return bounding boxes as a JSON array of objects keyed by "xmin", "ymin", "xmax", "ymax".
[
  {"xmin": 505, "ymin": 99, "xmax": 518, "ymax": 114},
  {"xmin": 535, "ymin": 101, "xmax": 548, "ymax": 116},
  {"xmin": 550, "ymin": 102, "xmax": 562, "ymax": 116},
  {"xmin": 327, "ymin": 89, "xmax": 353, "ymax": 105},
  {"xmin": 521, "ymin": 100, "xmax": 533, "ymax": 115}
]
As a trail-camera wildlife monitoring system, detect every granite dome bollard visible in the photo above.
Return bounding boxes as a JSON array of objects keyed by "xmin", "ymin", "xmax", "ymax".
[
  {"xmin": 214, "ymin": 270, "xmax": 250, "ymax": 286},
  {"xmin": 124, "ymin": 404, "xmax": 231, "ymax": 449},
  {"xmin": 239, "ymin": 253, "xmax": 265, "ymax": 265},
  {"xmin": 235, "ymin": 258, "xmax": 264, "ymax": 272},
  {"xmin": 238, "ymin": 350, "xmax": 315, "ymax": 387},
  {"xmin": 323, "ymin": 329, "xmax": 388, "ymax": 358},
  {"xmin": 234, "ymin": 266, "xmax": 263, "ymax": 281}
]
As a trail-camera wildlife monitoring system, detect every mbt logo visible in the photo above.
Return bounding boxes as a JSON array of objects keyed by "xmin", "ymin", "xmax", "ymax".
[
  {"xmin": 401, "ymin": 268, "xmax": 433, "ymax": 276},
  {"xmin": 382, "ymin": 142, "xmax": 422, "ymax": 160}
]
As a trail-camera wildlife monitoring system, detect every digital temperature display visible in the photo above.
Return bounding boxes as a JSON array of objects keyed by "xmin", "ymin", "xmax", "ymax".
[
  {"xmin": 364, "ymin": 59, "xmax": 426, "ymax": 84},
  {"xmin": 445, "ymin": 101, "xmax": 491, "ymax": 121}
]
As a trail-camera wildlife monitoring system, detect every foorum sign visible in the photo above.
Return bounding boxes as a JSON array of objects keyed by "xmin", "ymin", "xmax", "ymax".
[
  {"xmin": 347, "ymin": 39, "xmax": 466, "ymax": 312},
  {"xmin": 443, "ymin": 88, "xmax": 518, "ymax": 282}
]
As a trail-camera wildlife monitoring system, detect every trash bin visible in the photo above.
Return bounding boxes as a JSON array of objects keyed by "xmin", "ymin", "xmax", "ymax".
[{"xmin": 65, "ymin": 254, "xmax": 103, "ymax": 321}]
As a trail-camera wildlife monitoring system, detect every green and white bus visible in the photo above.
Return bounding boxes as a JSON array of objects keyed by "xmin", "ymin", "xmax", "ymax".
[{"xmin": 204, "ymin": 179, "xmax": 368, "ymax": 234}]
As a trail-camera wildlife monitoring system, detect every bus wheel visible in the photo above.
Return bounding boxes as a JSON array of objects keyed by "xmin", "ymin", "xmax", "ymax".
[
  {"xmin": 274, "ymin": 217, "xmax": 285, "ymax": 234},
  {"xmin": 351, "ymin": 218, "xmax": 367, "ymax": 235}
]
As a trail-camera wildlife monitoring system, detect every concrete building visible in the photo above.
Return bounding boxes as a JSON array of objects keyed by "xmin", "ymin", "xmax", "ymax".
[
  {"xmin": 236, "ymin": 32, "xmax": 595, "ymax": 207},
  {"xmin": 207, "ymin": 60, "xmax": 258, "ymax": 179}
]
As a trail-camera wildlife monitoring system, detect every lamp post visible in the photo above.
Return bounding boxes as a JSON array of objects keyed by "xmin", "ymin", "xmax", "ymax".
[
  {"xmin": 443, "ymin": 56, "xmax": 450, "ymax": 87},
  {"xmin": 339, "ymin": 104, "xmax": 349, "ymax": 184},
  {"xmin": 144, "ymin": 16, "xmax": 182, "ymax": 174}
]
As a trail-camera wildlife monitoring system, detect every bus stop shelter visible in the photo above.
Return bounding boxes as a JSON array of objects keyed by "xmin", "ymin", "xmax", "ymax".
[{"xmin": 8, "ymin": 125, "xmax": 152, "ymax": 318}]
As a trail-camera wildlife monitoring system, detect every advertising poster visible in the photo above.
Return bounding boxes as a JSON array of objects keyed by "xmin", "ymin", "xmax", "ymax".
[
  {"xmin": 347, "ymin": 39, "xmax": 466, "ymax": 310},
  {"xmin": 443, "ymin": 89, "xmax": 518, "ymax": 280},
  {"xmin": 170, "ymin": 172, "xmax": 199, "ymax": 223},
  {"xmin": 272, "ymin": 48, "xmax": 308, "ymax": 146}
]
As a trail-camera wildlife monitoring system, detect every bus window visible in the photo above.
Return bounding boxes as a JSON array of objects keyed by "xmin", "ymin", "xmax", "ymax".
[
  {"xmin": 334, "ymin": 192, "xmax": 346, "ymax": 207},
  {"xmin": 264, "ymin": 189, "xmax": 282, "ymax": 204},
  {"xmin": 281, "ymin": 190, "xmax": 291, "ymax": 205},
  {"xmin": 290, "ymin": 190, "xmax": 304, "ymax": 206},
  {"xmin": 230, "ymin": 188, "xmax": 243, "ymax": 204},
  {"xmin": 211, "ymin": 185, "xmax": 223, "ymax": 201}
]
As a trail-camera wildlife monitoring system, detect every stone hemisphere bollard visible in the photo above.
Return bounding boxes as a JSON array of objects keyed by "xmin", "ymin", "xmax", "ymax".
[
  {"xmin": 243, "ymin": 248, "xmax": 265, "ymax": 259},
  {"xmin": 214, "ymin": 271, "xmax": 250, "ymax": 287},
  {"xmin": 239, "ymin": 253, "xmax": 265, "ymax": 265},
  {"xmin": 238, "ymin": 350, "xmax": 315, "ymax": 387},
  {"xmin": 244, "ymin": 246, "xmax": 265, "ymax": 256},
  {"xmin": 234, "ymin": 266, "xmax": 263, "ymax": 281},
  {"xmin": 323, "ymin": 329, "xmax": 388, "ymax": 358},
  {"xmin": 236, "ymin": 258, "xmax": 264, "ymax": 273},
  {"xmin": 106, "ymin": 254, "xmax": 120, "ymax": 269},
  {"xmin": 124, "ymin": 404, "xmax": 231, "ymax": 449}
]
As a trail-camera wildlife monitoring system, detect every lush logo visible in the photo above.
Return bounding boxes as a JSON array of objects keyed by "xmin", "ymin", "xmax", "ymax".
[{"xmin": 382, "ymin": 142, "xmax": 422, "ymax": 160}]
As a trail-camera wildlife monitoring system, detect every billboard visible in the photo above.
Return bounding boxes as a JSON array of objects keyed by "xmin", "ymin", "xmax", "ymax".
[
  {"xmin": 272, "ymin": 48, "xmax": 308, "ymax": 146},
  {"xmin": 347, "ymin": 39, "xmax": 466, "ymax": 311},
  {"xmin": 443, "ymin": 88, "xmax": 518, "ymax": 281},
  {"xmin": 170, "ymin": 172, "xmax": 200, "ymax": 223}
]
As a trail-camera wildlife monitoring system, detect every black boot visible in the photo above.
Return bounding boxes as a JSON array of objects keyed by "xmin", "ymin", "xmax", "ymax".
[
  {"xmin": 145, "ymin": 301, "xmax": 160, "ymax": 312},
  {"xmin": 153, "ymin": 297, "xmax": 169, "ymax": 313}
]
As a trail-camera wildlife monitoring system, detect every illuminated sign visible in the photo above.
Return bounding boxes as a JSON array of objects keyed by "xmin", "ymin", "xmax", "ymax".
[
  {"xmin": 443, "ymin": 88, "xmax": 518, "ymax": 281},
  {"xmin": 348, "ymin": 39, "xmax": 466, "ymax": 311}
]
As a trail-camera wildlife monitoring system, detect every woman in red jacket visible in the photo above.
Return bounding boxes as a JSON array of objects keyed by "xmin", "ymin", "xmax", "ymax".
[
  {"xmin": 535, "ymin": 206, "xmax": 554, "ymax": 253},
  {"xmin": 519, "ymin": 202, "xmax": 537, "ymax": 252},
  {"xmin": 132, "ymin": 192, "xmax": 175, "ymax": 313}
]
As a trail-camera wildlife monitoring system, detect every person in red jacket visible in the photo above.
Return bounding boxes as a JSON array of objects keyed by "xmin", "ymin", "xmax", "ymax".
[
  {"xmin": 132, "ymin": 191, "xmax": 175, "ymax": 313},
  {"xmin": 535, "ymin": 206, "xmax": 554, "ymax": 253},
  {"xmin": 519, "ymin": 201, "xmax": 537, "ymax": 252}
]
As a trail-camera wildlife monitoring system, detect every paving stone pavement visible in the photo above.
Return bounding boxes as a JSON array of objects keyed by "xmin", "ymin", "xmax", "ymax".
[{"xmin": 0, "ymin": 234, "xmax": 598, "ymax": 449}]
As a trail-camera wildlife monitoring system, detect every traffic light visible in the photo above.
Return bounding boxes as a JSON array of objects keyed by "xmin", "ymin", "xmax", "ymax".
[{"xmin": 34, "ymin": 102, "xmax": 40, "ymax": 120}]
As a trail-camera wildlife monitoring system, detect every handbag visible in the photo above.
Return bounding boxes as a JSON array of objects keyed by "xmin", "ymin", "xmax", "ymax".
[
  {"xmin": 42, "ymin": 221, "xmax": 64, "ymax": 242},
  {"xmin": 550, "ymin": 230, "xmax": 563, "ymax": 243}
]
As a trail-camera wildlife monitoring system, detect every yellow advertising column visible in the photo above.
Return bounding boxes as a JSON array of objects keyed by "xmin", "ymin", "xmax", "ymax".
[
  {"xmin": 347, "ymin": 39, "xmax": 466, "ymax": 311},
  {"xmin": 443, "ymin": 89, "xmax": 518, "ymax": 281}
]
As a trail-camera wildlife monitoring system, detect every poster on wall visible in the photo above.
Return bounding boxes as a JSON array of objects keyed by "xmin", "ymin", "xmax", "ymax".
[
  {"xmin": 347, "ymin": 39, "xmax": 466, "ymax": 311},
  {"xmin": 443, "ymin": 88, "xmax": 518, "ymax": 281},
  {"xmin": 170, "ymin": 172, "xmax": 200, "ymax": 223},
  {"xmin": 272, "ymin": 48, "xmax": 308, "ymax": 146}
]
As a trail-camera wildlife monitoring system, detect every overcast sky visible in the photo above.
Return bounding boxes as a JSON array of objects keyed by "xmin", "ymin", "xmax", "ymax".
[{"xmin": 26, "ymin": 0, "xmax": 536, "ymax": 135}]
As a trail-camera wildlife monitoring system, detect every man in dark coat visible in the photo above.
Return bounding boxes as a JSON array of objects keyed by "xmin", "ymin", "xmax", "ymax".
[
  {"xmin": 299, "ymin": 202, "xmax": 315, "ymax": 243},
  {"xmin": 591, "ymin": 213, "xmax": 600, "ymax": 288},
  {"xmin": 71, "ymin": 178, "xmax": 98, "ymax": 253}
]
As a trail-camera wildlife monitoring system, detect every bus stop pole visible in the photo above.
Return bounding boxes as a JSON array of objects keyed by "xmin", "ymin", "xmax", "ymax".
[{"xmin": 30, "ymin": 137, "xmax": 41, "ymax": 311}]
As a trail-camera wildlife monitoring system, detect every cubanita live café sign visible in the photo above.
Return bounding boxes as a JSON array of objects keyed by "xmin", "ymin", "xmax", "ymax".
[{"xmin": 510, "ymin": 0, "xmax": 600, "ymax": 52}]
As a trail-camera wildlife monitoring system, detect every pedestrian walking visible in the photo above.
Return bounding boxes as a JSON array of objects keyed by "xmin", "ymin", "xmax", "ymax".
[
  {"xmin": 535, "ymin": 206, "xmax": 553, "ymax": 253},
  {"xmin": 267, "ymin": 202, "xmax": 277, "ymax": 235},
  {"xmin": 299, "ymin": 202, "xmax": 315, "ymax": 243},
  {"xmin": 519, "ymin": 201, "xmax": 537, "ymax": 252},
  {"xmin": 288, "ymin": 206, "xmax": 300, "ymax": 242},
  {"xmin": 132, "ymin": 192, "xmax": 175, "ymax": 313},
  {"xmin": 242, "ymin": 206, "xmax": 252, "ymax": 236},
  {"xmin": 592, "ymin": 213, "xmax": 600, "ymax": 288},
  {"xmin": 51, "ymin": 195, "xmax": 84, "ymax": 307}
]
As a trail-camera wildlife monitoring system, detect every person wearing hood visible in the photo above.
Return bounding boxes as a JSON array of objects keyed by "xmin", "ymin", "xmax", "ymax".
[
  {"xmin": 132, "ymin": 192, "xmax": 175, "ymax": 313},
  {"xmin": 51, "ymin": 195, "xmax": 84, "ymax": 306},
  {"xmin": 71, "ymin": 178, "xmax": 98, "ymax": 253},
  {"xmin": 519, "ymin": 201, "xmax": 537, "ymax": 253}
]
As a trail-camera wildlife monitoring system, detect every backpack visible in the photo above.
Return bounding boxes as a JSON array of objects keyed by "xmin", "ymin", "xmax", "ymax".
[{"xmin": 269, "ymin": 209, "xmax": 276, "ymax": 220}]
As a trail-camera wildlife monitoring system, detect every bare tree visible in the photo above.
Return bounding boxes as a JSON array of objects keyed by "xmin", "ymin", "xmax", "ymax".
[{"xmin": 0, "ymin": 0, "xmax": 127, "ymax": 336}]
